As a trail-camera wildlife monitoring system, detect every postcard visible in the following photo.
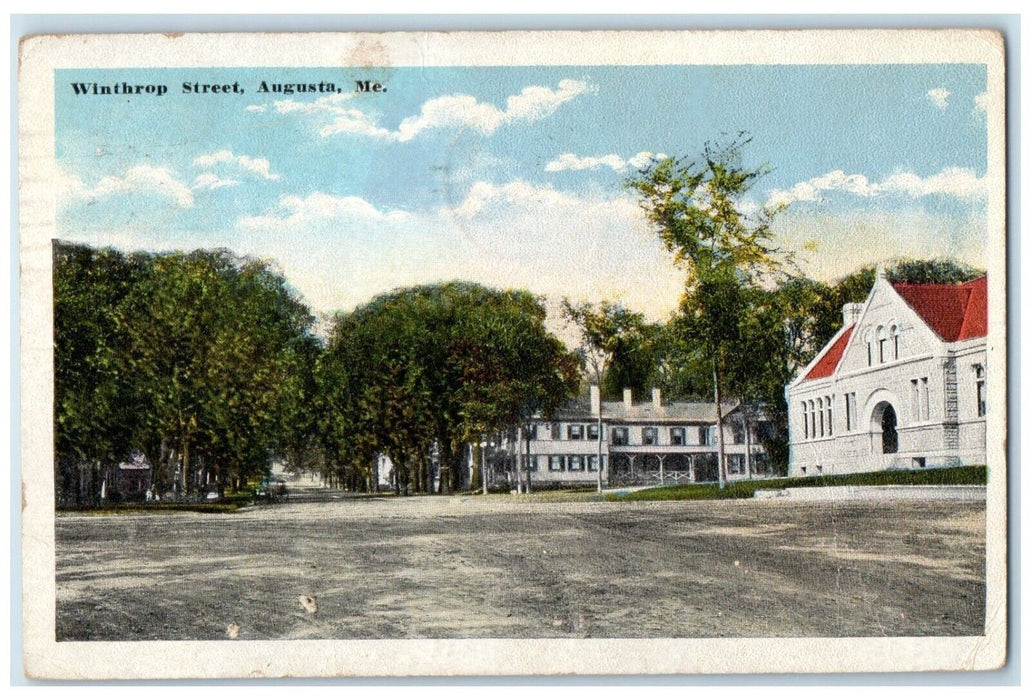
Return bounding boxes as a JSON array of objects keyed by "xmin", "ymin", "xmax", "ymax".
[{"xmin": 18, "ymin": 29, "xmax": 1007, "ymax": 679}]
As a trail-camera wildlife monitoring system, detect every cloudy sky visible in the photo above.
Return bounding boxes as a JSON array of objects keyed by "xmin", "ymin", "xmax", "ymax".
[{"xmin": 56, "ymin": 63, "xmax": 989, "ymax": 325}]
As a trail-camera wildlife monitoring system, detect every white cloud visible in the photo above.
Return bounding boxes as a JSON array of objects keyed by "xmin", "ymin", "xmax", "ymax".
[
  {"xmin": 627, "ymin": 151, "xmax": 669, "ymax": 170},
  {"xmin": 192, "ymin": 150, "xmax": 280, "ymax": 180},
  {"xmin": 245, "ymin": 104, "xmax": 267, "ymax": 113},
  {"xmin": 545, "ymin": 150, "xmax": 668, "ymax": 173},
  {"xmin": 319, "ymin": 109, "xmax": 396, "ymax": 139},
  {"xmin": 239, "ymin": 192, "xmax": 412, "ymax": 231},
  {"xmin": 449, "ymin": 180, "xmax": 587, "ymax": 218},
  {"xmin": 927, "ymin": 87, "xmax": 950, "ymax": 109},
  {"xmin": 772, "ymin": 207, "xmax": 986, "ymax": 284},
  {"xmin": 974, "ymin": 91, "xmax": 989, "ymax": 112},
  {"xmin": 545, "ymin": 153, "xmax": 626, "ymax": 173},
  {"xmin": 60, "ymin": 164, "xmax": 195, "ymax": 208},
  {"xmin": 228, "ymin": 179, "xmax": 682, "ymax": 322},
  {"xmin": 271, "ymin": 92, "xmax": 354, "ymax": 116},
  {"xmin": 392, "ymin": 79, "xmax": 591, "ymax": 142},
  {"xmin": 879, "ymin": 167, "xmax": 987, "ymax": 199},
  {"xmin": 192, "ymin": 172, "xmax": 240, "ymax": 190},
  {"xmin": 255, "ymin": 79, "xmax": 591, "ymax": 143},
  {"xmin": 766, "ymin": 167, "xmax": 987, "ymax": 208}
]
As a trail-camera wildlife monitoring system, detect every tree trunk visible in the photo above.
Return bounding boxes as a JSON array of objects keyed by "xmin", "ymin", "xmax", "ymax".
[
  {"xmin": 180, "ymin": 438, "xmax": 190, "ymax": 498},
  {"xmin": 471, "ymin": 441, "xmax": 482, "ymax": 492},
  {"xmin": 524, "ymin": 427, "xmax": 533, "ymax": 494},
  {"xmin": 744, "ymin": 414, "xmax": 753, "ymax": 479},
  {"xmin": 713, "ymin": 360, "xmax": 727, "ymax": 489}
]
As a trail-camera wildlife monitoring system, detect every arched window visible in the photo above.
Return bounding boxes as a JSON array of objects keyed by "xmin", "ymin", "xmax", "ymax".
[
  {"xmin": 890, "ymin": 324, "xmax": 900, "ymax": 360},
  {"xmin": 817, "ymin": 398, "xmax": 824, "ymax": 437},
  {"xmin": 877, "ymin": 325, "xmax": 887, "ymax": 364},
  {"xmin": 865, "ymin": 331, "xmax": 873, "ymax": 366},
  {"xmin": 826, "ymin": 396, "xmax": 833, "ymax": 436},
  {"xmin": 802, "ymin": 402, "xmax": 809, "ymax": 439}
]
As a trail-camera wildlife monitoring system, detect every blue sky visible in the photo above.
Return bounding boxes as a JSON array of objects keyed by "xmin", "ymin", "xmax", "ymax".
[{"xmin": 55, "ymin": 63, "xmax": 990, "ymax": 325}]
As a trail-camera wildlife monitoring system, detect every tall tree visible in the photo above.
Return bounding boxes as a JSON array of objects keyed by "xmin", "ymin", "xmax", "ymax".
[
  {"xmin": 318, "ymin": 282, "xmax": 578, "ymax": 495},
  {"xmin": 53, "ymin": 242, "xmax": 141, "ymax": 505},
  {"xmin": 55, "ymin": 244, "xmax": 317, "ymax": 501},
  {"xmin": 627, "ymin": 135, "xmax": 786, "ymax": 487}
]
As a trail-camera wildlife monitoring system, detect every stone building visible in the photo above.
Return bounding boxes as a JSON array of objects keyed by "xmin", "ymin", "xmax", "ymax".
[{"xmin": 786, "ymin": 269, "xmax": 987, "ymax": 476}]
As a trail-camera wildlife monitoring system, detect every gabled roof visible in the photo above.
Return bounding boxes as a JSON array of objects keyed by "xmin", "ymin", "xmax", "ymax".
[
  {"xmin": 891, "ymin": 276, "xmax": 987, "ymax": 342},
  {"xmin": 803, "ymin": 325, "xmax": 854, "ymax": 381},
  {"xmin": 550, "ymin": 399, "xmax": 740, "ymax": 423}
]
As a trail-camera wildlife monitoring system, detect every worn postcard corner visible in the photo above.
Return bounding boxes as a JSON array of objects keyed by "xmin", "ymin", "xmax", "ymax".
[{"xmin": 18, "ymin": 28, "xmax": 1007, "ymax": 680}]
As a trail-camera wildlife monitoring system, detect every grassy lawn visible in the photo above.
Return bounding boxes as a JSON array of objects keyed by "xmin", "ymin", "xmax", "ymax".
[
  {"xmin": 58, "ymin": 502, "xmax": 243, "ymax": 515},
  {"xmin": 606, "ymin": 465, "xmax": 987, "ymax": 502}
]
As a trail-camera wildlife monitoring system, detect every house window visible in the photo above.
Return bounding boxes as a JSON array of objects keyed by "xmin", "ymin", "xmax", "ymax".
[
  {"xmin": 699, "ymin": 426, "xmax": 712, "ymax": 446},
  {"xmin": 802, "ymin": 403, "xmax": 809, "ymax": 440},
  {"xmin": 817, "ymin": 398, "xmax": 824, "ymax": 437},
  {"xmin": 611, "ymin": 427, "xmax": 628, "ymax": 446},
  {"xmin": 671, "ymin": 427, "xmax": 686, "ymax": 445},
  {"xmin": 567, "ymin": 455, "xmax": 584, "ymax": 471},
  {"xmin": 727, "ymin": 454, "xmax": 744, "ymax": 475},
  {"xmin": 731, "ymin": 422, "xmax": 744, "ymax": 445},
  {"xmin": 921, "ymin": 377, "xmax": 930, "ymax": 420},
  {"xmin": 891, "ymin": 325, "xmax": 900, "ymax": 360},
  {"xmin": 975, "ymin": 364, "xmax": 986, "ymax": 417},
  {"xmin": 826, "ymin": 396, "xmax": 833, "ymax": 437},
  {"xmin": 844, "ymin": 393, "xmax": 852, "ymax": 431},
  {"xmin": 642, "ymin": 427, "xmax": 658, "ymax": 445},
  {"xmin": 587, "ymin": 423, "xmax": 600, "ymax": 440},
  {"xmin": 912, "ymin": 377, "xmax": 930, "ymax": 421},
  {"xmin": 877, "ymin": 326, "xmax": 887, "ymax": 364},
  {"xmin": 522, "ymin": 455, "xmax": 539, "ymax": 472},
  {"xmin": 587, "ymin": 455, "xmax": 603, "ymax": 472},
  {"xmin": 867, "ymin": 340, "xmax": 873, "ymax": 366},
  {"xmin": 567, "ymin": 424, "xmax": 584, "ymax": 440},
  {"xmin": 549, "ymin": 455, "xmax": 564, "ymax": 471},
  {"xmin": 524, "ymin": 424, "xmax": 538, "ymax": 440},
  {"xmin": 551, "ymin": 423, "xmax": 562, "ymax": 440}
]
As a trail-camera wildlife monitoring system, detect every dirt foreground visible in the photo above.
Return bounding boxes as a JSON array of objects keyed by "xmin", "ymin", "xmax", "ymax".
[{"xmin": 56, "ymin": 485, "xmax": 985, "ymax": 641}]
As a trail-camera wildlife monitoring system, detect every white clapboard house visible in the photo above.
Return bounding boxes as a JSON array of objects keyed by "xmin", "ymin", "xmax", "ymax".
[{"xmin": 492, "ymin": 386, "xmax": 770, "ymax": 488}]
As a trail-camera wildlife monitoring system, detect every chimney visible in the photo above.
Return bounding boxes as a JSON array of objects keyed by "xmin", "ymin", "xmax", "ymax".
[
  {"xmin": 652, "ymin": 387, "xmax": 662, "ymax": 410},
  {"xmin": 623, "ymin": 388, "xmax": 633, "ymax": 414},
  {"xmin": 590, "ymin": 385, "xmax": 601, "ymax": 417},
  {"xmin": 842, "ymin": 303, "xmax": 863, "ymax": 328}
]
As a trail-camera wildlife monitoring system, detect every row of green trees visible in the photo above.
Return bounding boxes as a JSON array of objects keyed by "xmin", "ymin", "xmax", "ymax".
[
  {"xmin": 55, "ymin": 244, "xmax": 317, "ymax": 505},
  {"xmin": 54, "ymin": 244, "xmax": 580, "ymax": 503},
  {"xmin": 315, "ymin": 283, "xmax": 579, "ymax": 494}
]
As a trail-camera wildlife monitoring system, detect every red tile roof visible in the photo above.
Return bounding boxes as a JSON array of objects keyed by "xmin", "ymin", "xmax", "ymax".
[
  {"xmin": 892, "ymin": 276, "xmax": 988, "ymax": 342},
  {"xmin": 803, "ymin": 325, "xmax": 854, "ymax": 381}
]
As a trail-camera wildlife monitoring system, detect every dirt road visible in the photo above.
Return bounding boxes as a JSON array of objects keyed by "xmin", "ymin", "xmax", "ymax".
[{"xmin": 55, "ymin": 486, "xmax": 985, "ymax": 640}]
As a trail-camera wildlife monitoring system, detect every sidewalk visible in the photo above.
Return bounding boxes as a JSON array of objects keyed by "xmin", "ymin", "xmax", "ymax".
[{"xmin": 754, "ymin": 485, "xmax": 986, "ymax": 502}]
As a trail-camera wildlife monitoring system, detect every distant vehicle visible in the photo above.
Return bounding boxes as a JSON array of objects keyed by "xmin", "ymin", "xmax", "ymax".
[
  {"xmin": 204, "ymin": 491, "xmax": 220, "ymax": 501},
  {"xmin": 256, "ymin": 477, "xmax": 289, "ymax": 502}
]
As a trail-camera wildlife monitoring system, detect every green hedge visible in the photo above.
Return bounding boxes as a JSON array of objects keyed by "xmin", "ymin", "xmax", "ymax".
[{"xmin": 605, "ymin": 465, "xmax": 987, "ymax": 502}]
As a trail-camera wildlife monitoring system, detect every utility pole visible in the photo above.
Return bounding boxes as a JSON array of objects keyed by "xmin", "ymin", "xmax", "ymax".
[
  {"xmin": 592, "ymin": 384, "xmax": 604, "ymax": 494},
  {"xmin": 481, "ymin": 438, "xmax": 488, "ymax": 496}
]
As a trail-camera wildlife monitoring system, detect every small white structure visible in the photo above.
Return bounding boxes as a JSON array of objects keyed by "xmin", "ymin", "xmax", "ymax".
[{"xmin": 786, "ymin": 269, "xmax": 987, "ymax": 476}]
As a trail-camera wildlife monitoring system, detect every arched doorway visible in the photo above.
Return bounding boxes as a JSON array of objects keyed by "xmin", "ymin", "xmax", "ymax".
[{"xmin": 871, "ymin": 401, "xmax": 899, "ymax": 454}]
